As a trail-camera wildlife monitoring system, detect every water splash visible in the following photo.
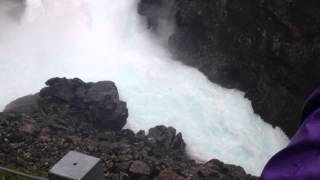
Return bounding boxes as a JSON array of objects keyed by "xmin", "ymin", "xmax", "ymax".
[{"xmin": 0, "ymin": 0, "xmax": 288, "ymax": 175}]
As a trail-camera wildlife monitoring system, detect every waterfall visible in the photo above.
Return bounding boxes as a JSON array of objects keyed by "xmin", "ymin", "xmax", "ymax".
[{"xmin": 0, "ymin": 0, "xmax": 289, "ymax": 175}]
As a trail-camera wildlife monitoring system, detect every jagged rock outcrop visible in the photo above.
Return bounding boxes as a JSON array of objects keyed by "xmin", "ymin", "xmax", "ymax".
[
  {"xmin": 138, "ymin": 0, "xmax": 320, "ymax": 137},
  {"xmin": 0, "ymin": 77, "xmax": 258, "ymax": 180},
  {"xmin": 5, "ymin": 77, "xmax": 128, "ymax": 132}
]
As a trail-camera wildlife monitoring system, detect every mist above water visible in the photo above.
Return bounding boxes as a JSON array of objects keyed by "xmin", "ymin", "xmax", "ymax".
[{"xmin": 0, "ymin": 0, "xmax": 289, "ymax": 175}]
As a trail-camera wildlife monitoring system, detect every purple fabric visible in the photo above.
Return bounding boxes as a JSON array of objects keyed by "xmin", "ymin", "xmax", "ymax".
[{"xmin": 261, "ymin": 88, "xmax": 320, "ymax": 180}]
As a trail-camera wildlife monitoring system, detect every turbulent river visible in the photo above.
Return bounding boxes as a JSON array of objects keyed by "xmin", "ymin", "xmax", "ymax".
[{"xmin": 0, "ymin": 0, "xmax": 289, "ymax": 175}]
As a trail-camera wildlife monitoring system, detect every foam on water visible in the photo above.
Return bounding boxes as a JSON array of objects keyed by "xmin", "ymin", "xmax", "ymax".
[{"xmin": 0, "ymin": 0, "xmax": 289, "ymax": 175}]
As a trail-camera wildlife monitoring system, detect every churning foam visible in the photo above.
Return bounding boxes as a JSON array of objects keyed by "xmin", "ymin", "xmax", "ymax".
[{"xmin": 0, "ymin": 0, "xmax": 289, "ymax": 175}]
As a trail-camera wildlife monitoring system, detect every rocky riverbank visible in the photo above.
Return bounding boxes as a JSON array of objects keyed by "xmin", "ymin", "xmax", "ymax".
[
  {"xmin": 138, "ymin": 0, "xmax": 320, "ymax": 137},
  {"xmin": 0, "ymin": 78, "xmax": 258, "ymax": 180}
]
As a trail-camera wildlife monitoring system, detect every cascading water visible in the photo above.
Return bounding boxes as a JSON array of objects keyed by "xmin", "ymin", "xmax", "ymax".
[{"xmin": 0, "ymin": 0, "xmax": 289, "ymax": 175}]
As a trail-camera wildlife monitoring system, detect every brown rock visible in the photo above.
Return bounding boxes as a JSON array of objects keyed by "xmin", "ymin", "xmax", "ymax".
[
  {"xmin": 159, "ymin": 169, "xmax": 187, "ymax": 180},
  {"xmin": 129, "ymin": 160, "xmax": 151, "ymax": 176}
]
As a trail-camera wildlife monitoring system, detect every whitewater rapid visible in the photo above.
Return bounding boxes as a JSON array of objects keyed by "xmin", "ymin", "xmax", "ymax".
[{"xmin": 0, "ymin": 0, "xmax": 289, "ymax": 175}]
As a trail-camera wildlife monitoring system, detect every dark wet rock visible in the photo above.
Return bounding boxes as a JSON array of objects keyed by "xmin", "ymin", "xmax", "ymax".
[
  {"xmin": 34, "ymin": 77, "xmax": 128, "ymax": 132},
  {"xmin": 138, "ymin": 0, "xmax": 175, "ymax": 32},
  {"xmin": 3, "ymin": 77, "xmax": 128, "ymax": 135},
  {"xmin": 138, "ymin": 0, "xmax": 320, "ymax": 137},
  {"xmin": 148, "ymin": 125, "xmax": 185, "ymax": 151},
  {"xmin": 0, "ymin": 78, "xmax": 258, "ymax": 179}
]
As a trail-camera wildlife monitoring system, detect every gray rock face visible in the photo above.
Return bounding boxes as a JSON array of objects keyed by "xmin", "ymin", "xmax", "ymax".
[{"xmin": 138, "ymin": 0, "xmax": 320, "ymax": 137}]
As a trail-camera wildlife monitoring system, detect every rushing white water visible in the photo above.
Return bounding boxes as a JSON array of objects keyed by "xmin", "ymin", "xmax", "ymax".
[{"xmin": 0, "ymin": 0, "xmax": 289, "ymax": 175}]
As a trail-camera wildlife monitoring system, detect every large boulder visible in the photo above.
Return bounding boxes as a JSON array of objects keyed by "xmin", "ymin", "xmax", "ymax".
[
  {"xmin": 138, "ymin": 0, "xmax": 320, "ymax": 137},
  {"xmin": 39, "ymin": 77, "xmax": 128, "ymax": 131},
  {"xmin": 4, "ymin": 77, "xmax": 128, "ymax": 133}
]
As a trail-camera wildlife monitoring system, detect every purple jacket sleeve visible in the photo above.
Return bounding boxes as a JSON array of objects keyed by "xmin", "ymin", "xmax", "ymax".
[{"xmin": 261, "ymin": 88, "xmax": 320, "ymax": 180}]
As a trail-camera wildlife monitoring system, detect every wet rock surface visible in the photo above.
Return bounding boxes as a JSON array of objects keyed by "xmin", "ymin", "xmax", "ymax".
[
  {"xmin": 138, "ymin": 0, "xmax": 320, "ymax": 137},
  {"xmin": 0, "ymin": 77, "xmax": 258, "ymax": 179},
  {"xmin": 4, "ymin": 77, "xmax": 129, "ymax": 133}
]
